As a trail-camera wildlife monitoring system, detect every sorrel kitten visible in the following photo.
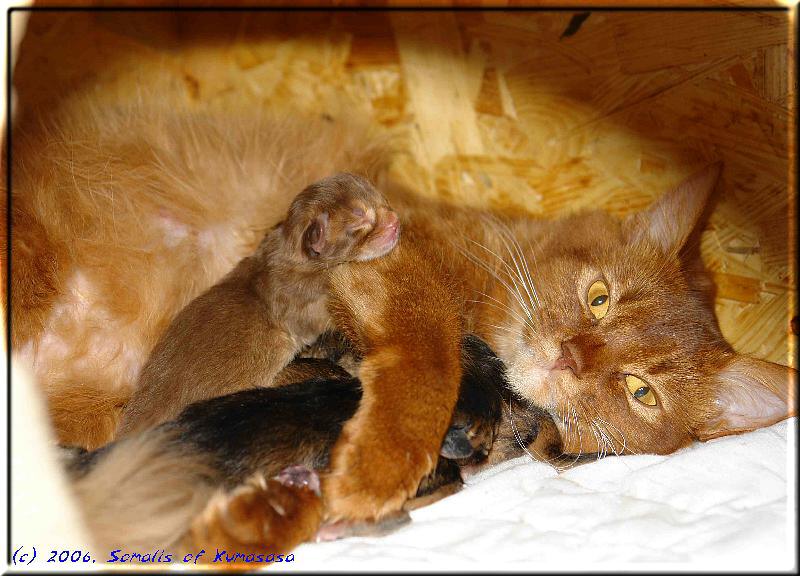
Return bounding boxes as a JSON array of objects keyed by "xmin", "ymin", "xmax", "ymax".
[
  {"xmin": 117, "ymin": 173, "xmax": 399, "ymax": 436},
  {"xmin": 61, "ymin": 334, "xmax": 511, "ymax": 558},
  {"xmin": 10, "ymin": 98, "xmax": 796, "ymax": 533}
]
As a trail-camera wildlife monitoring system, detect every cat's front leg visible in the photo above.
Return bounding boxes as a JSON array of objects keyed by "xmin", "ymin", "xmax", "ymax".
[{"xmin": 323, "ymin": 245, "xmax": 463, "ymax": 521}]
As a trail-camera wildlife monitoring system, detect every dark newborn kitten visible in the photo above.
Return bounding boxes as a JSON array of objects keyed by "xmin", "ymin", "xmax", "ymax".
[
  {"xmin": 118, "ymin": 173, "xmax": 399, "ymax": 437},
  {"xmin": 63, "ymin": 334, "xmax": 554, "ymax": 553}
]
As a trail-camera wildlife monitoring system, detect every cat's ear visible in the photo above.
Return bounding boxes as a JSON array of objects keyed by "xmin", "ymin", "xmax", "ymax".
[
  {"xmin": 695, "ymin": 354, "xmax": 797, "ymax": 441},
  {"xmin": 627, "ymin": 163, "xmax": 722, "ymax": 255}
]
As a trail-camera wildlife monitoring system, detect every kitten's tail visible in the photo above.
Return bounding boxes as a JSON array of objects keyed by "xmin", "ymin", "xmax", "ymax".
[
  {"xmin": 47, "ymin": 382, "xmax": 132, "ymax": 450},
  {"xmin": 69, "ymin": 428, "xmax": 219, "ymax": 553},
  {"xmin": 69, "ymin": 429, "xmax": 323, "ymax": 558}
]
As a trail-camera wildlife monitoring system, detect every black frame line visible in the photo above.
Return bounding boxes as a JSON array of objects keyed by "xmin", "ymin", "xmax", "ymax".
[{"xmin": 7, "ymin": 5, "xmax": 796, "ymax": 11}]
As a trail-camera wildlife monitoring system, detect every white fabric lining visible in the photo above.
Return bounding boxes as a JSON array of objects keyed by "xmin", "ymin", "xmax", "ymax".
[{"xmin": 284, "ymin": 418, "xmax": 796, "ymax": 571}]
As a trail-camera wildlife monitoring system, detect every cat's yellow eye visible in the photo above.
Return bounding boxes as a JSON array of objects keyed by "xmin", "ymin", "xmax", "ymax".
[
  {"xmin": 625, "ymin": 375, "xmax": 657, "ymax": 406},
  {"xmin": 587, "ymin": 280, "xmax": 610, "ymax": 320}
]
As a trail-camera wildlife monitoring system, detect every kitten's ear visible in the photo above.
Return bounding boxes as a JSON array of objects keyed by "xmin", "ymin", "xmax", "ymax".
[
  {"xmin": 303, "ymin": 212, "xmax": 329, "ymax": 257},
  {"xmin": 627, "ymin": 163, "xmax": 722, "ymax": 255},
  {"xmin": 695, "ymin": 354, "xmax": 797, "ymax": 441}
]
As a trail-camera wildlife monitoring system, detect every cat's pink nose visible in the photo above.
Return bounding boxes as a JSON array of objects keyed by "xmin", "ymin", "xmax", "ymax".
[{"xmin": 556, "ymin": 340, "xmax": 583, "ymax": 377}]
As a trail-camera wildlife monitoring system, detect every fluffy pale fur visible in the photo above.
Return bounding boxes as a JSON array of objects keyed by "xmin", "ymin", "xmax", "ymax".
[
  {"xmin": 70, "ymin": 429, "xmax": 218, "ymax": 551},
  {"xmin": 8, "ymin": 97, "xmax": 796, "ymax": 545},
  {"xmin": 7, "ymin": 96, "xmax": 388, "ymax": 449}
]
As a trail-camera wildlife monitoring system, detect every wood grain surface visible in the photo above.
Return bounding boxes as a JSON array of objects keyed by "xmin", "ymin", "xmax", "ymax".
[{"xmin": 11, "ymin": 7, "xmax": 796, "ymax": 365}]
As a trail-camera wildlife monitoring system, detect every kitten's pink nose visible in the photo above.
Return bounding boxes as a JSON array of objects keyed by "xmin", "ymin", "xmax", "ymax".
[
  {"xmin": 381, "ymin": 211, "xmax": 399, "ymax": 240},
  {"xmin": 556, "ymin": 340, "xmax": 583, "ymax": 377}
]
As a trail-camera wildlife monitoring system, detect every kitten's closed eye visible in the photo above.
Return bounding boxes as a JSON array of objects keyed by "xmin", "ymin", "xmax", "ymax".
[{"xmin": 345, "ymin": 206, "xmax": 375, "ymax": 235}]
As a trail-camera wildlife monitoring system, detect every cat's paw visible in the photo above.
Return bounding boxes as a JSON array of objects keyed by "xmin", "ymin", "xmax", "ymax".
[
  {"xmin": 290, "ymin": 173, "xmax": 399, "ymax": 263},
  {"xmin": 322, "ymin": 426, "xmax": 437, "ymax": 522},
  {"xmin": 185, "ymin": 467, "xmax": 324, "ymax": 558}
]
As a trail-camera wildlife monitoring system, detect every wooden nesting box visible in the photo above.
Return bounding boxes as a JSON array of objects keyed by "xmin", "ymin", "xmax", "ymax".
[{"xmin": 10, "ymin": 8, "xmax": 796, "ymax": 367}]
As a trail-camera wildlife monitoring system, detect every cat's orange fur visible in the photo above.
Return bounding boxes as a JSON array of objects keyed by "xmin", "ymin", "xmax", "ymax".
[
  {"xmin": 320, "ymin": 170, "xmax": 796, "ymax": 520},
  {"xmin": 6, "ymin": 97, "xmax": 387, "ymax": 449},
  {"xmin": 7, "ymin": 97, "xmax": 796, "ymax": 547}
]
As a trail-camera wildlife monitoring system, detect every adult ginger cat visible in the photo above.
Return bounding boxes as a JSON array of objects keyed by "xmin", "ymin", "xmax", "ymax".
[{"xmin": 8, "ymin": 98, "xmax": 796, "ymax": 536}]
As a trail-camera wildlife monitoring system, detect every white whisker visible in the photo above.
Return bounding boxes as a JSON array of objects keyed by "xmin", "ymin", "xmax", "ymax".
[
  {"xmin": 465, "ymin": 296, "xmax": 531, "ymax": 332},
  {"xmin": 480, "ymin": 216, "xmax": 541, "ymax": 317},
  {"xmin": 595, "ymin": 417, "xmax": 637, "ymax": 456},
  {"xmin": 485, "ymin": 323, "xmax": 528, "ymax": 340},
  {"xmin": 504, "ymin": 397, "xmax": 539, "ymax": 464},
  {"xmin": 551, "ymin": 402, "xmax": 583, "ymax": 471},
  {"xmin": 463, "ymin": 238, "xmax": 536, "ymax": 327},
  {"xmin": 571, "ymin": 405, "xmax": 584, "ymax": 467},
  {"xmin": 488, "ymin": 216, "xmax": 542, "ymax": 313}
]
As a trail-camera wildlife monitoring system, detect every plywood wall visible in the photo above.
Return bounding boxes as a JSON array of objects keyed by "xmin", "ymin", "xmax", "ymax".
[{"xmin": 12, "ymin": 9, "xmax": 796, "ymax": 365}]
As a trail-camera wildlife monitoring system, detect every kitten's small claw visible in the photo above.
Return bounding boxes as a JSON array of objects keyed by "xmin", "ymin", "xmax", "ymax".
[
  {"xmin": 315, "ymin": 511, "xmax": 411, "ymax": 542},
  {"xmin": 275, "ymin": 465, "xmax": 321, "ymax": 496}
]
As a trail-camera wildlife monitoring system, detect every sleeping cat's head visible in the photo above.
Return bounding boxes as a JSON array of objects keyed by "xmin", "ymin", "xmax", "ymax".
[{"xmin": 493, "ymin": 164, "xmax": 796, "ymax": 456}]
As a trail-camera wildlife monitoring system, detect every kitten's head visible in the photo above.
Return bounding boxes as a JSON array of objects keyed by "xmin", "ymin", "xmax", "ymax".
[
  {"xmin": 286, "ymin": 173, "xmax": 400, "ymax": 265},
  {"xmin": 496, "ymin": 165, "xmax": 796, "ymax": 456}
]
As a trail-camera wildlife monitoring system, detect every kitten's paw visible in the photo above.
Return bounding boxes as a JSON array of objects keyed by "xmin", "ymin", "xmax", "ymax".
[
  {"xmin": 185, "ymin": 468, "xmax": 323, "ymax": 559},
  {"xmin": 322, "ymin": 430, "xmax": 437, "ymax": 522},
  {"xmin": 276, "ymin": 465, "xmax": 321, "ymax": 495}
]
